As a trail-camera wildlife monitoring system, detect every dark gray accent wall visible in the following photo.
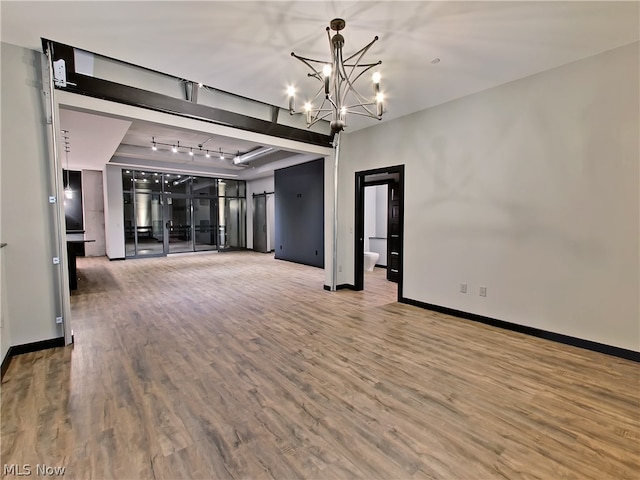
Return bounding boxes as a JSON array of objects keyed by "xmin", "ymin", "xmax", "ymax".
[{"xmin": 274, "ymin": 159, "xmax": 324, "ymax": 268}]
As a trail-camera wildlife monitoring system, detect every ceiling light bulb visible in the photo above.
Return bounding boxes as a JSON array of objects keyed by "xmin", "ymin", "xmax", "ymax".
[
  {"xmin": 152, "ymin": 143, "xmax": 157, "ymax": 151},
  {"xmin": 64, "ymin": 186, "xmax": 73, "ymax": 199},
  {"xmin": 372, "ymin": 72, "xmax": 381, "ymax": 84},
  {"xmin": 220, "ymin": 153, "xmax": 225, "ymax": 160},
  {"xmin": 141, "ymin": 172, "xmax": 146, "ymax": 175},
  {"xmin": 205, "ymin": 151, "xmax": 211, "ymax": 158},
  {"xmin": 189, "ymin": 148, "xmax": 194, "ymax": 156},
  {"xmin": 376, "ymin": 92, "xmax": 384, "ymax": 103},
  {"xmin": 304, "ymin": 102, "xmax": 312, "ymax": 112},
  {"xmin": 172, "ymin": 145, "xmax": 177, "ymax": 153},
  {"xmin": 287, "ymin": 85, "xmax": 296, "ymax": 97},
  {"xmin": 322, "ymin": 64, "xmax": 332, "ymax": 77},
  {"xmin": 198, "ymin": 82, "xmax": 203, "ymax": 88}
]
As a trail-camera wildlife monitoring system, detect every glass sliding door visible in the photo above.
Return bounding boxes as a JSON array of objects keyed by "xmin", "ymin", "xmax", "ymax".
[
  {"xmin": 165, "ymin": 196, "xmax": 193, "ymax": 253},
  {"xmin": 124, "ymin": 192, "xmax": 136, "ymax": 257},
  {"xmin": 222, "ymin": 198, "xmax": 246, "ymax": 249},
  {"xmin": 193, "ymin": 197, "xmax": 217, "ymax": 251},
  {"xmin": 122, "ymin": 169, "xmax": 246, "ymax": 256},
  {"xmin": 134, "ymin": 192, "xmax": 164, "ymax": 256}
]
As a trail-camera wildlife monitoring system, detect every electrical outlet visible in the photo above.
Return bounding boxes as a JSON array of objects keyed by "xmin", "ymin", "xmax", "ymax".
[
  {"xmin": 52, "ymin": 257, "xmax": 60, "ymax": 265},
  {"xmin": 479, "ymin": 287, "xmax": 487, "ymax": 297},
  {"xmin": 460, "ymin": 283, "xmax": 467, "ymax": 294},
  {"xmin": 55, "ymin": 316, "xmax": 63, "ymax": 324}
]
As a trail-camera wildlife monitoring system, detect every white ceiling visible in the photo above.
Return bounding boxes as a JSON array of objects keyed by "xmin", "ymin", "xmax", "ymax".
[{"xmin": 3, "ymin": 1, "xmax": 639, "ymax": 175}]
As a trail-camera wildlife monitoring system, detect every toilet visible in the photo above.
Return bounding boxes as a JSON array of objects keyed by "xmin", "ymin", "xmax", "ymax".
[{"xmin": 363, "ymin": 251, "xmax": 380, "ymax": 272}]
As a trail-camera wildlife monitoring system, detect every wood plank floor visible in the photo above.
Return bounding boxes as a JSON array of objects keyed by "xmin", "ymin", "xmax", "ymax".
[{"xmin": 1, "ymin": 251, "xmax": 638, "ymax": 479}]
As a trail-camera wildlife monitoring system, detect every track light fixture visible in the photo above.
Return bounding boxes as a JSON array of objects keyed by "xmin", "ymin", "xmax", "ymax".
[
  {"xmin": 146, "ymin": 137, "xmax": 280, "ymax": 167},
  {"xmin": 150, "ymin": 138, "xmax": 254, "ymax": 162}
]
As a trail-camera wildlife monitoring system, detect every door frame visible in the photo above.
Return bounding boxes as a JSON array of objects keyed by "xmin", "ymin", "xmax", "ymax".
[{"xmin": 354, "ymin": 164, "xmax": 405, "ymax": 299}]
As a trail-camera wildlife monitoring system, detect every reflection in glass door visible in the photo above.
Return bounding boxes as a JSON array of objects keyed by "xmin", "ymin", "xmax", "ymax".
[
  {"xmin": 165, "ymin": 197, "xmax": 193, "ymax": 253},
  {"xmin": 194, "ymin": 197, "xmax": 217, "ymax": 251},
  {"xmin": 135, "ymin": 192, "xmax": 164, "ymax": 256}
]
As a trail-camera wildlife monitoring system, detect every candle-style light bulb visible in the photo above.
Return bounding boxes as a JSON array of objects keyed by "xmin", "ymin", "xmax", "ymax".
[
  {"xmin": 304, "ymin": 102, "xmax": 312, "ymax": 124},
  {"xmin": 375, "ymin": 92, "xmax": 384, "ymax": 117},
  {"xmin": 322, "ymin": 64, "xmax": 332, "ymax": 95},
  {"xmin": 287, "ymin": 85, "xmax": 296, "ymax": 112}
]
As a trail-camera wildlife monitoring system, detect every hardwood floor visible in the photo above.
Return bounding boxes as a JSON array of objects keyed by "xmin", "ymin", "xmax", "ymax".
[{"xmin": 1, "ymin": 252, "xmax": 638, "ymax": 479}]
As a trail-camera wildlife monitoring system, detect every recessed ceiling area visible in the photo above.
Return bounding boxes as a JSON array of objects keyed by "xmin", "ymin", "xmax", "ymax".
[{"xmin": 59, "ymin": 108, "xmax": 317, "ymax": 179}]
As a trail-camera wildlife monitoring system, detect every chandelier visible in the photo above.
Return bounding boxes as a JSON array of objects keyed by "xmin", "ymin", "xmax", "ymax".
[
  {"xmin": 288, "ymin": 18, "xmax": 384, "ymax": 133},
  {"xmin": 287, "ymin": 19, "xmax": 385, "ymax": 291}
]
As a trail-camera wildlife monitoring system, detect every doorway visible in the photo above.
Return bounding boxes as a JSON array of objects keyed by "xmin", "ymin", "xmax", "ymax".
[
  {"xmin": 123, "ymin": 170, "xmax": 246, "ymax": 257},
  {"xmin": 354, "ymin": 165, "xmax": 405, "ymax": 298},
  {"xmin": 253, "ymin": 193, "xmax": 268, "ymax": 253}
]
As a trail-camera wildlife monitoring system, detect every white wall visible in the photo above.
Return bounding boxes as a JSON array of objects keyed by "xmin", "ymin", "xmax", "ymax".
[
  {"xmin": 340, "ymin": 42, "xmax": 639, "ymax": 351},
  {"xmin": 246, "ymin": 176, "xmax": 274, "ymax": 251},
  {"xmin": 364, "ymin": 184, "xmax": 388, "ymax": 266},
  {"xmin": 103, "ymin": 164, "xmax": 125, "ymax": 259},
  {"xmin": 364, "ymin": 186, "xmax": 376, "ymax": 252},
  {"xmin": 82, "ymin": 169, "xmax": 106, "ymax": 256},
  {"xmin": 1, "ymin": 42, "xmax": 63, "ymax": 351}
]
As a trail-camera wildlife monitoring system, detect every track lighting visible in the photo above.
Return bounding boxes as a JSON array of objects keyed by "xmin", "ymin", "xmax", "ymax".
[{"xmin": 148, "ymin": 137, "xmax": 275, "ymax": 164}]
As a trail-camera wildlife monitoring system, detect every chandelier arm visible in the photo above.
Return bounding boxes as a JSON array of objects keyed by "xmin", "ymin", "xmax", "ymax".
[
  {"xmin": 342, "ymin": 36, "xmax": 379, "ymax": 64},
  {"xmin": 348, "ymin": 97, "xmax": 378, "ymax": 117},
  {"xmin": 347, "ymin": 62, "xmax": 381, "ymax": 86},
  {"xmin": 291, "ymin": 52, "xmax": 329, "ymax": 66},
  {"xmin": 345, "ymin": 45, "xmax": 376, "ymax": 84},
  {"xmin": 311, "ymin": 111, "xmax": 333, "ymax": 122},
  {"xmin": 325, "ymin": 94, "xmax": 339, "ymax": 112},
  {"xmin": 311, "ymin": 96, "xmax": 333, "ymax": 122},
  {"xmin": 342, "ymin": 80, "xmax": 376, "ymax": 112},
  {"xmin": 343, "ymin": 62, "xmax": 381, "ymax": 68},
  {"xmin": 292, "ymin": 53, "xmax": 325, "ymax": 79},
  {"xmin": 343, "ymin": 109, "xmax": 379, "ymax": 119}
]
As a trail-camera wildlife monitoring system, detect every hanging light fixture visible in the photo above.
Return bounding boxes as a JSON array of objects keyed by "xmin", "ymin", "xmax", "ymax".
[
  {"xmin": 288, "ymin": 18, "xmax": 384, "ymax": 133},
  {"xmin": 287, "ymin": 19, "xmax": 385, "ymax": 291}
]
